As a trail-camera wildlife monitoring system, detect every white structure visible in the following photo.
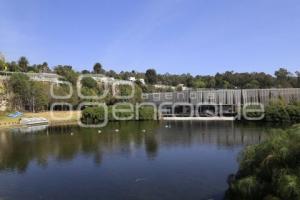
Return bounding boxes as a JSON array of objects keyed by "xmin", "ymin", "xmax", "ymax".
[
  {"xmin": 177, "ymin": 84, "xmax": 190, "ymax": 91},
  {"xmin": 128, "ymin": 76, "xmax": 145, "ymax": 84},
  {"xmin": 0, "ymin": 71, "xmax": 62, "ymax": 83},
  {"xmin": 20, "ymin": 117, "xmax": 49, "ymax": 126},
  {"xmin": 139, "ymin": 79, "xmax": 145, "ymax": 85},
  {"xmin": 154, "ymin": 84, "xmax": 175, "ymax": 90},
  {"xmin": 28, "ymin": 73, "xmax": 62, "ymax": 83},
  {"xmin": 129, "ymin": 77, "xmax": 136, "ymax": 82},
  {"xmin": 92, "ymin": 75, "xmax": 115, "ymax": 83}
]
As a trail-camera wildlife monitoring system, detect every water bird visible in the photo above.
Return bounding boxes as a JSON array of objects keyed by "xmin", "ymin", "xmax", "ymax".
[
  {"xmin": 98, "ymin": 130, "xmax": 102, "ymax": 133},
  {"xmin": 142, "ymin": 129, "xmax": 146, "ymax": 133},
  {"xmin": 70, "ymin": 132, "xmax": 74, "ymax": 136},
  {"xmin": 115, "ymin": 129, "xmax": 119, "ymax": 132}
]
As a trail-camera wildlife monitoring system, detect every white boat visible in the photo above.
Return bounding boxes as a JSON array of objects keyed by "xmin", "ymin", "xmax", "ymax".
[
  {"xmin": 12, "ymin": 125, "xmax": 48, "ymax": 133},
  {"xmin": 20, "ymin": 117, "xmax": 49, "ymax": 126}
]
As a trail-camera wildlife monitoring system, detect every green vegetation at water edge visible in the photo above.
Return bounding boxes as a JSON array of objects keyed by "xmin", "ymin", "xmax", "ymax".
[
  {"xmin": 226, "ymin": 124, "xmax": 300, "ymax": 200},
  {"xmin": 81, "ymin": 105, "xmax": 156, "ymax": 124},
  {"xmin": 264, "ymin": 100, "xmax": 300, "ymax": 123}
]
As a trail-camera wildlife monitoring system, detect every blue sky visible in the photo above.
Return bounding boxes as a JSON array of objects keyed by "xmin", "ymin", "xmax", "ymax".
[{"xmin": 0, "ymin": 0, "xmax": 300, "ymax": 75}]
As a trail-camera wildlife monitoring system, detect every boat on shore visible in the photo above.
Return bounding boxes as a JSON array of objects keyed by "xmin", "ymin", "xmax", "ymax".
[
  {"xmin": 20, "ymin": 117, "xmax": 49, "ymax": 126},
  {"xmin": 11, "ymin": 124, "xmax": 48, "ymax": 133}
]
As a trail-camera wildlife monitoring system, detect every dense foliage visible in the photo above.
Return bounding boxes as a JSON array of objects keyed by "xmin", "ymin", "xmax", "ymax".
[
  {"xmin": 265, "ymin": 100, "xmax": 300, "ymax": 123},
  {"xmin": 226, "ymin": 125, "xmax": 300, "ymax": 200},
  {"xmin": 81, "ymin": 104, "xmax": 156, "ymax": 124},
  {"xmin": 8, "ymin": 73, "xmax": 49, "ymax": 112}
]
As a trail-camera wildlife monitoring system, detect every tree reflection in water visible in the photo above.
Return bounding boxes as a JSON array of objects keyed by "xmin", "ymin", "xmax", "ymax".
[{"xmin": 0, "ymin": 121, "xmax": 281, "ymax": 173}]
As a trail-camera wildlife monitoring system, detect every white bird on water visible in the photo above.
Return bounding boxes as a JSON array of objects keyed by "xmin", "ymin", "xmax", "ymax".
[
  {"xmin": 115, "ymin": 129, "xmax": 119, "ymax": 132},
  {"xmin": 70, "ymin": 132, "xmax": 74, "ymax": 136},
  {"xmin": 142, "ymin": 129, "xmax": 146, "ymax": 133},
  {"xmin": 98, "ymin": 130, "xmax": 101, "ymax": 133}
]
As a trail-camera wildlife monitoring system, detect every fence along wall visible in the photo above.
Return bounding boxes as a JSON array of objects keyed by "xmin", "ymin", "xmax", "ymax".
[{"xmin": 143, "ymin": 88, "xmax": 300, "ymax": 105}]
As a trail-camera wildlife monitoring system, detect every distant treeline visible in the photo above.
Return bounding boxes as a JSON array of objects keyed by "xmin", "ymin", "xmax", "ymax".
[{"xmin": 0, "ymin": 56, "xmax": 299, "ymax": 92}]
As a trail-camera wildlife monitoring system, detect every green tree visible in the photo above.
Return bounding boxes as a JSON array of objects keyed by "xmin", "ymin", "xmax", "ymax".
[
  {"xmin": 145, "ymin": 69, "xmax": 157, "ymax": 85},
  {"xmin": 275, "ymin": 68, "xmax": 292, "ymax": 87},
  {"xmin": 8, "ymin": 73, "xmax": 31, "ymax": 110},
  {"xmin": 245, "ymin": 80, "xmax": 260, "ymax": 89},
  {"xmin": 81, "ymin": 70, "xmax": 90, "ymax": 74},
  {"xmin": 0, "ymin": 59, "xmax": 7, "ymax": 71},
  {"xmin": 81, "ymin": 77, "xmax": 97, "ymax": 89},
  {"xmin": 54, "ymin": 65, "xmax": 78, "ymax": 85},
  {"xmin": 296, "ymin": 71, "xmax": 300, "ymax": 87},
  {"xmin": 37, "ymin": 62, "xmax": 50, "ymax": 73},
  {"xmin": 30, "ymin": 82, "xmax": 49, "ymax": 112},
  {"xmin": 8, "ymin": 61, "xmax": 19, "ymax": 72},
  {"xmin": 93, "ymin": 63, "xmax": 104, "ymax": 74},
  {"xmin": 193, "ymin": 78, "xmax": 206, "ymax": 88},
  {"xmin": 18, "ymin": 56, "xmax": 29, "ymax": 72}
]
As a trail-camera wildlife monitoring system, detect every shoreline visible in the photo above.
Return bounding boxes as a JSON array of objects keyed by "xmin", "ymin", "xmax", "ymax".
[{"xmin": 0, "ymin": 111, "xmax": 81, "ymax": 129}]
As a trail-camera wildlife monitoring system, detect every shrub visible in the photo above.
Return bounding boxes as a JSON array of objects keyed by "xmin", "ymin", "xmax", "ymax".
[
  {"xmin": 264, "ymin": 100, "xmax": 300, "ymax": 123},
  {"xmin": 265, "ymin": 100, "xmax": 290, "ymax": 122},
  {"xmin": 138, "ymin": 106, "xmax": 156, "ymax": 120},
  {"xmin": 81, "ymin": 77, "xmax": 97, "ymax": 89},
  {"xmin": 226, "ymin": 125, "xmax": 300, "ymax": 200},
  {"xmin": 286, "ymin": 105, "xmax": 300, "ymax": 122},
  {"xmin": 81, "ymin": 105, "xmax": 156, "ymax": 123}
]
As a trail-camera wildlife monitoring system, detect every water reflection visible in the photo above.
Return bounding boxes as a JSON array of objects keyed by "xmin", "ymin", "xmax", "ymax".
[
  {"xmin": 11, "ymin": 125, "xmax": 48, "ymax": 133},
  {"xmin": 0, "ymin": 121, "xmax": 277, "ymax": 173}
]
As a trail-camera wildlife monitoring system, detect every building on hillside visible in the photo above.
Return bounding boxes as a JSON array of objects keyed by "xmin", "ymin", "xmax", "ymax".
[
  {"xmin": 92, "ymin": 75, "xmax": 115, "ymax": 83},
  {"xmin": 0, "ymin": 71, "xmax": 62, "ymax": 83},
  {"xmin": 176, "ymin": 84, "xmax": 190, "ymax": 91},
  {"xmin": 154, "ymin": 84, "xmax": 176, "ymax": 90},
  {"xmin": 128, "ymin": 77, "xmax": 136, "ymax": 82},
  {"xmin": 128, "ymin": 76, "xmax": 145, "ymax": 84},
  {"xmin": 139, "ymin": 79, "xmax": 145, "ymax": 85},
  {"xmin": 27, "ymin": 73, "xmax": 62, "ymax": 83}
]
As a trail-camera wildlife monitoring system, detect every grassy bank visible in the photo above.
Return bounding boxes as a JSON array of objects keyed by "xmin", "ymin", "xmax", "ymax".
[{"xmin": 0, "ymin": 111, "xmax": 81, "ymax": 128}]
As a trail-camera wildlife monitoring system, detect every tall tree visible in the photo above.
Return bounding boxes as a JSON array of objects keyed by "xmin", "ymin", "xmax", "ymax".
[
  {"xmin": 93, "ymin": 63, "xmax": 103, "ymax": 74},
  {"xmin": 0, "ymin": 59, "xmax": 7, "ymax": 71},
  {"xmin": 81, "ymin": 70, "xmax": 90, "ymax": 74},
  {"xmin": 275, "ymin": 68, "xmax": 292, "ymax": 87},
  {"xmin": 30, "ymin": 82, "xmax": 49, "ymax": 112},
  {"xmin": 9, "ymin": 73, "xmax": 31, "ymax": 110},
  {"xmin": 145, "ymin": 69, "xmax": 157, "ymax": 85},
  {"xmin": 296, "ymin": 71, "xmax": 300, "ymax": 87},
  {"xmin": 18, "ymin": 56, "xmax": 29, "ymax": 72},
  {"xmin": 54, "ymin": 65, "xmax": 78, "ymax": 85},
  {"xmin": 8, "ymin": 61, "xmax": 19, "ymax": 72},
  {"xmin": 0, "ymin": 53, "xmax": 7, "ymax": 71},
  {"xmin": 37, "ymin": 62, "xmax": 50, "ymax": 73},
  {"xmin": 275, "ymin": 68, "xmax": 290, "ymax": 81}
]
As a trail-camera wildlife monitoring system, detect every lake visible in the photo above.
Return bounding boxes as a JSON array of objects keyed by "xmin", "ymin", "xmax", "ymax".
[{"xmin": 0, "ymin": 121, "xmax": 279, "ymax": 200}]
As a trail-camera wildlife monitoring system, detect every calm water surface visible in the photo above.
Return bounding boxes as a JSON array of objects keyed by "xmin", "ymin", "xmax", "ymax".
[{"xmin": 0, "ymin": 121, "xmax": 279, "ymax": 200}]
